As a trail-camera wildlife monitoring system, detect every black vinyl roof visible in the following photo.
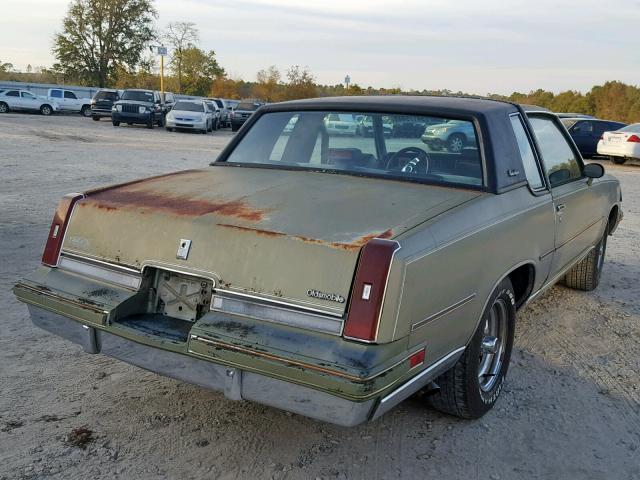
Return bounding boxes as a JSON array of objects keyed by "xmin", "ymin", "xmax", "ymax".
[{"xmin": 252, "ymin": 96, "xmax": 556, "ymax": 194}]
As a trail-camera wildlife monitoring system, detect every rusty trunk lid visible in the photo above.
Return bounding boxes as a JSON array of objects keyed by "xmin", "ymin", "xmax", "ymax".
[{"xmin": 62, "ymin": 166, "xmax": 481, "ymax": 315}]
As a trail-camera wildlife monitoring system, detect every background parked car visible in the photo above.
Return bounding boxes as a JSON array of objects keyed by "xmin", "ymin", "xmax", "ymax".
[
  {"xmin": 597, "ymin": 123, "xmax": 640, "ymax": 164},
  {"xmin": 230, "ymin": 101, "xmax": 263, "ymax": 131},
  {"xmin": 0, "ymin": 89, "xmax": 59, "ymax": 115},
  {"xmin": 47, "ymin": 88, "xmax": 92, "ymax": 117},
  {"xmin": 208, "ymin": 98, "xmax": 230, "ymax": 127},
  {"xmin": 165, "ymin": 100, "xmax": 211, "ymax": 134},
  {"xmin": 90, "ymin": 89, "xmax": 122, "ymax": 121},
  {"xmin": 204, "ymin": 100, "xmax": 221, "ymax": 131},
  {"xmin": 111, "ymin": 89, "xmax": 166, "ymax": 129},
  {"xmin": 562, "ymin": 118, "xmax": 626, "ymax": 158},
  {"xmin": 356, "ymin": 115, "xmax": 393, "ymax": 137},
  {"xmin": 555, "ymin": 113, "xmax": 595, "ymax": 119},
  {"xmin": 421, "ymin": 119, "xmax": 477, "ymax": 152},
  {"xmin": 323, "ymin": 113, "xmax": 358, "ymax": 136}
]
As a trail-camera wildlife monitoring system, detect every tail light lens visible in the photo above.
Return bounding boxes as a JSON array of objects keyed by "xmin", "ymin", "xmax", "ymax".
[
  {"xmin": 343, "ymin": 239, "xmax": 400, "ymax": 343},
  {"xmin": 627, "ymin": 134, "xmax": 640, "ymax": 143},
  {"xmin": 42, "ymin": 193, "xmax": 84, "ymax": 266}
]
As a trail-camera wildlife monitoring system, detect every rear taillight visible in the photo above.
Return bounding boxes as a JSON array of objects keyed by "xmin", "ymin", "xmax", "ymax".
[
  {"xmin": 42, "ymin": 193, "xmax": 84, "ymax": 267},
  {"xmin": 343, "ymin": 239, "xmax": 400, "ymax": 343},
  {"xmin": 627, "ymin": 134, "xmax": 640, "ymax": 143}
]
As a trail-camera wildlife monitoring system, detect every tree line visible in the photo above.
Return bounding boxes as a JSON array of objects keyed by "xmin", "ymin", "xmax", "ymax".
[{"xmin": 0, "ymin": 0, "xmax": 638, "ymax": 124}]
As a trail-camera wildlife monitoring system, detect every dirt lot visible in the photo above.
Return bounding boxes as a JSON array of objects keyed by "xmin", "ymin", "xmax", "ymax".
[{"xmin": 1, "ymin": 114, "xmax": 639, "ymax": 480}]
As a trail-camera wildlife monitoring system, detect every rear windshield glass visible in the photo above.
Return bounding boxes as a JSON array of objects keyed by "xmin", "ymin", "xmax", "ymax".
[
  {"xmin": 95, "ymin": 91, "xmax": 119, "ymax": 101},
  {"xmin": 618, "ymin": 123, "xmax": 640, "ymax": 133},
  {"xmin": 174, "ymin": 101, "xmax": 204, "ymax": 112},
  {"xmin": 236, "ymin": 102, "xmax": 261, "ymax": 111},
  {"xmin": 121, "ymin": 90, "xmax": 154, "ymax": 102},
  {"xmin": 223, "ymin": 111, "xmax": 483, "ymax": 188}
]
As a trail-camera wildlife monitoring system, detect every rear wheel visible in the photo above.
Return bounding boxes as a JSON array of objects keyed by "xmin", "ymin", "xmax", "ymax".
[
  {"xmin": 0, "ymin": 102, "xmax": 9, "ymax": 113},
  {"xmin": 92, "ymin": 115, "xmax": 100, "ymax": 121},
  {"xmin": 611, "ymin": 156, "xmax": 627, "ymax": 165},
  {"xmin": 166, "ymin": 127, "xmax": 173, "ymax": 132},
  {"xmin": 427, "ymin": 278, "xmax": 515, "ymax": 418},
  {"xmin": 112, "ymin": 121, "xmax": 120, "ymax": 127},
  {"xmin": 446, "ymin": 133, "xmax": 465, "ymax": 153},
  {"xmin": 40, "ymin": 104, "xmax": 53, "ymax": 116},
  {"xmin": 80, "ymin": 105, "xmax": 91, "ymax": 117},
  {"xmin": 564, "ymin": 228, "xmax": 607, "ymax": 291},
  {"xmin": 146, "ymin": 119, "xmax": 154, "ymax": 129}
]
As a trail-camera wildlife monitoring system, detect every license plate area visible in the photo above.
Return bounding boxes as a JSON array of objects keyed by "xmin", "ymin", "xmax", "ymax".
[{"xmin": 152, "ymin": 270, "xmax": 213, "ymax": 322}]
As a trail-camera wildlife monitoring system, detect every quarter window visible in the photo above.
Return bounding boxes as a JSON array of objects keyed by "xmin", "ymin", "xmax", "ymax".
[
  {"xmin": 5, "ymin": 90, "xmax": 19, "ymax": 97},
  {"xmin": 50, "ymin": 90, "xmax": 62, "ymax": 98},
  {"xmin": 528, "ymin": 116, "xmax": 582, "ymax": 187},
  {"xmin": 510, "ymin": 115, "xmax": 544, "ymax": 190}
]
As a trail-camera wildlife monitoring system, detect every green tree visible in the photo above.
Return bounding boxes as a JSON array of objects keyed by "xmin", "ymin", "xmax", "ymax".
[
  {"xmin": 52, "ymin": 0, "xmax": 157, "ymax": 87},
  {"xmin": 179, "ymin": 47, "xmax": 225, "ymax": 96},
  {"xmin": 283, "ymin": 65, "xmax": 316, "ymax": 100},
  {"xmin": 163, "ymin": 22, "xmax": 199, "ymax": 94}
]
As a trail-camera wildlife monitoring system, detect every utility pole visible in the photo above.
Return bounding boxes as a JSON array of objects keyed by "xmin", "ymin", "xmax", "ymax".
[{"xmin": 151, "ymin": 45, "xmax": 168, "ymax": 98}]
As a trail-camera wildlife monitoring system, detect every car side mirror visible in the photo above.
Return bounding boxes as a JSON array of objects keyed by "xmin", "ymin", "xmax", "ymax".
[{"xmin": 584, "ymin": 163, "xmax": 604, "ymax": 182}]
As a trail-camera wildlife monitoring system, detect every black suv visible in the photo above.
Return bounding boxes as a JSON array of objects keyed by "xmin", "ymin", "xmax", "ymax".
[
  {"xmin": 91, "ymin": 89, "xmax": 121, "ymax": 121},
  {"xmin": 111, "ymin": 89, "xmax": 169, "ymax": 129}
]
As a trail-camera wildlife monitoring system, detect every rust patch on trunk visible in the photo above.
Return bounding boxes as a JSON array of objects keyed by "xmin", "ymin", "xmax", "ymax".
[
  {"xmin": 217, "ymin": 224, "xmax": 393, "ymax": 250},
  {"xmin": 87, "ymin": 189, "xmax": 267, "ymax": 222}
]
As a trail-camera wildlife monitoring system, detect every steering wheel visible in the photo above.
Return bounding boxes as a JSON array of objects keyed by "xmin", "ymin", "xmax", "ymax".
[{"xmin": 385, "ymin": 146, "xmax": 430, "ymax": 175}]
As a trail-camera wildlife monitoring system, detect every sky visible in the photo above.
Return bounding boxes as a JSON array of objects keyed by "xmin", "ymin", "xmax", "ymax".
[{"xmin": 1, "ymin": 0, "xmax": 639, "ymax": 95}]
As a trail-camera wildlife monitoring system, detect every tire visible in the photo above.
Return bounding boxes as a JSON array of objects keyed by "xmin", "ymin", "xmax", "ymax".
[
  {"xmin": 446, "ymin": 133, "xmax": 465, "ymax": 153},
  {"xmin": 92, "ymin": 115, "xmax": 100, "ymax": 121},
  {"xmin": 0, "ymin": 102, "xmax": 9, "ymax": 113},
  {"xmin": 564, "ymin": 229, "xmax": 607, "ymax": 291},
  {"xmin": 40, "ymin": 104, "xmax": 53, "ymax": 116},
  {"xmin": 80, "ymin": 105, "xmax": 91, "ymax": 117},
  {"xmin": 112, "ymin": 121, "xmax": 120, "ymax": 127},
  {"xmin": 146, "ymin": 120, "xmax": 154, "ymax": 129},
  {"xmin": 231, "ymin": 124, "xmax": 239, "ymax": 132},
  {"xmin": 611, "ymin": 156, "xmax": 627, "ymax": 165},
  {"xmin": 166, "ymin": 127, "xmax": 173, "ymax": 132},
  {"xmin": 157, "ymin": 115, "xmax": 164, "ymax": 127},
  {"xmin": 427, "ymin": 278, "xmax": 516, "ymax": 419}
]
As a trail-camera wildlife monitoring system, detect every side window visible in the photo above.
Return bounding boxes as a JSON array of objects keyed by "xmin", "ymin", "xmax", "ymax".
[
  {"xmin": 64, "ymin": 91, "xmax": 77, "ymax": 99},
  {"xmin": 528, "ymin": 116, "xmax": 582, "ymax": 187},
  {"xmin": 50, "ymin": 90, "xmax": 62, "ymax": 98},
  {"xmin": 6, "ymin": 90, "xmax": 19, "ymax": 97},
  {"xmin": 21, "ymin": 92, "xmax": 36, "ymax": 99},
  {"xmin": 510, "ymin": 115, "xmax": 544, "ymax": 190}
]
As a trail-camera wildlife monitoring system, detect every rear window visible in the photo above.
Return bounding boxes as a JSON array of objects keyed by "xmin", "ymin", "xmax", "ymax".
[
  {"xmin": 174, "ymin": 101, "xmax": 204, "ymax": 112},
  {"xmin": 121, "ymin": 90, "xmax": 154, "ymax": 102},
  {"xmin": 95, "ymin": 91, "xmax": 119, "ymax": 101},
  {"xmin": 236, "ymin": 102, "xmax": 261, "ymax": 111},
  {"xmin": 223, "ymin": 111, "xmax": 483, "ymax": 188},
  {"xmin": 618, "ymin": 123, "xmax": 640, "ymax": 133}
]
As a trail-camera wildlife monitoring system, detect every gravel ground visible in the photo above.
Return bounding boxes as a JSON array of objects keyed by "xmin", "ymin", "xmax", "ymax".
[{"xmin": 1, "ymin": 114, "xmax": 639, "ymax": 480}]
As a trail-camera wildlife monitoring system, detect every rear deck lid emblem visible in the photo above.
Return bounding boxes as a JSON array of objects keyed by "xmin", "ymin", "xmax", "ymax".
[{"xmin": 176, "ymin": 239, "xmax": 192, "ymax": 260}]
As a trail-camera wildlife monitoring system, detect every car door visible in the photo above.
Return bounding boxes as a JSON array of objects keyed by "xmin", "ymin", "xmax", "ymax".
[
  {"xmin": 4, "ymin": 90, "xmax": 21, "ymax": 109},
  {"xmin": 62, "ymin": 90, "xmax": 79, "ymax": 111},
  {"xmin": 528, "ymin": 114, "xmax": 606, "ymax": 277},
  {"xmin": 20, "ymin": 91, "xmax": 39, "ymax": 110}
]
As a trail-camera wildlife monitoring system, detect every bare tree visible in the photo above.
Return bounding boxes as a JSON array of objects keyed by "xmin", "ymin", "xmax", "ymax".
[{"xmin": 163, "ymin": 22, "xmax": 199, "ymax": 94}]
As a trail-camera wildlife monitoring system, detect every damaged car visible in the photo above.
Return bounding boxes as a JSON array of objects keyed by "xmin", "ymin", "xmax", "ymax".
[{"xmin": 14, "ymin": 96, "xmax": 623, "ymax": 426}]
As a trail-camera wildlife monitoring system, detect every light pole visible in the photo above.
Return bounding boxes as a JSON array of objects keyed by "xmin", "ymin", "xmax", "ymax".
[
  {"xmin": 345, "ymin": 74, "xmax": 351, "ymax": 92},
  {"xmin": 151, "ymin": 45, "xmax": 168, "ymax": 98}
]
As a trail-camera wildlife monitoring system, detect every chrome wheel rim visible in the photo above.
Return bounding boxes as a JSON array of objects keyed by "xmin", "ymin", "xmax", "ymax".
[
  {"xmin": 0, "ymin": 104, "xmax": 7, "ymax": 113},
  {"xmin": 42, "ymin": 106, "xmax": 51, "ymax": 115},
  {"xmin": 478, "ymin": 298, "xmax": 507, "ymax": 392},
  {"xmin": 450, "ymin": 137, "xmax": 463, "ymax": 152}
]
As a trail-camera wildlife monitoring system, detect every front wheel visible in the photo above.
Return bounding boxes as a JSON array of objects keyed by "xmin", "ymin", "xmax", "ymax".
[
  {"xmin": 40, "ymin": 104, "xmax": 53, "ymax": 116},
  {"xmin": 112, "ymin": 121, "xmax": 120, "ymax": 127},
  {"xmin": 0, "ymin": 102, "xmax": 9, "ymax": 113},
  {"xmin": 427, "ymin": 278, "xmax": 515, "ymax": 419},
  {"xmin": 564, "ymin": 229, "xmax": 607, "ymax": 291},
  {"xmin": 611, "ymin": 156, "xmax": 627, "ymax": 165},
  {"xmin": 446, "ymin": 133, "xmax": 465, "ymax": 153}
]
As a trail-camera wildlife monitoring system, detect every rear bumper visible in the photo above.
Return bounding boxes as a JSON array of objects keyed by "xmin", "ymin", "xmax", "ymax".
[
  {"xmin": 28, "ymin": 305, "xmax": 376, "ymax": 426},
  {"xmin": 597, "ymin": 142, "xmax": 640, "ymax": 159},
  {"xmin": 14, "ymin": 268, "xmax": 464, "ymax": 426}
]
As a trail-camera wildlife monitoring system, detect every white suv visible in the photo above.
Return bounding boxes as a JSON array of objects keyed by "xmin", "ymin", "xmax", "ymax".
[{"xmin": 0, "ymin": 89, "xmax": 60, "ymax": 116}]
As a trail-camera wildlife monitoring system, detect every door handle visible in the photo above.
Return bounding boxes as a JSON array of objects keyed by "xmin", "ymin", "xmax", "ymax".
[{"xmin": 556, "ymin": 204, "xmax": 566, "ymax": 212}]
